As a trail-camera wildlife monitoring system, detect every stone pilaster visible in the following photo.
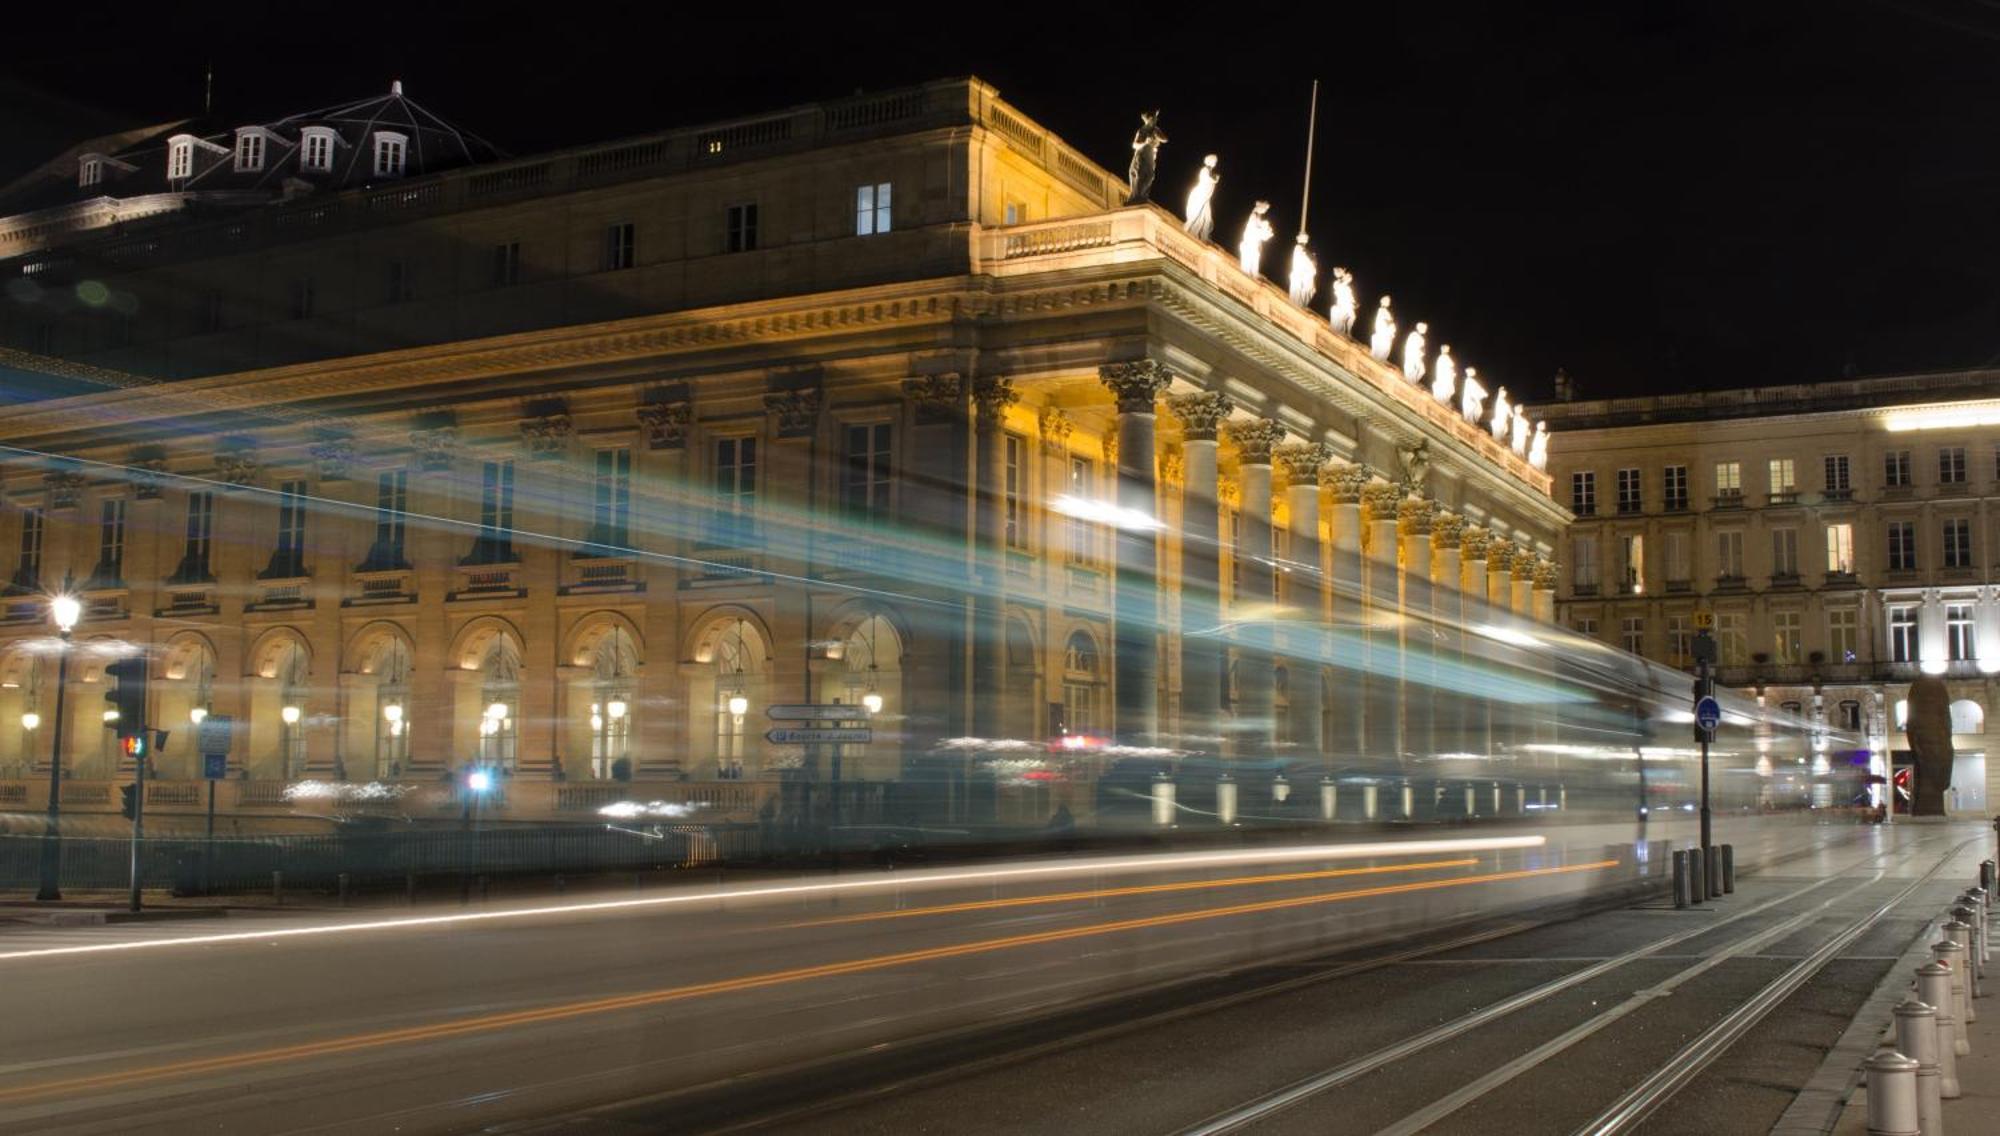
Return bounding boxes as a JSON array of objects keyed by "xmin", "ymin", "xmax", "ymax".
[
  {"xmin": 1168, "ymin": 392, "xmax": 1232, "ymax": 752},
  {"xmin": 1276, "ymin": 443, "xmax": 1328, "ymax": 760},
  {"xmin": 970, "ymin": 376, "xmax": 1017, "ymax": 740},
  {"xmin": 1224, "ymin": 419, "xmax": 1286, "ymax": 755},
  {"xmin": 1099, "ymin": 360, "xmax": 1174, "ymax": 746},
  {"xmin": 1400, "ymin": 496, "xmax": 1437, "ymax": 764}
]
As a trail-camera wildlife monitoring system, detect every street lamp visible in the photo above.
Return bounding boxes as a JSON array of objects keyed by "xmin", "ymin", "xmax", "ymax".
[
  {"xmin": 21, "ymin": 712, "xmax": 39, "ymax": 731},
  {"xmin": 280, "ymin": 704, "xmax": 302, "ymax": 725},
  {"xmin": 189, "ymin": 705, "xmax": 208, "ymax": 725},
  {"xmin": 37, "ymin": 583, "xmax": 81, "ymax": 902}
]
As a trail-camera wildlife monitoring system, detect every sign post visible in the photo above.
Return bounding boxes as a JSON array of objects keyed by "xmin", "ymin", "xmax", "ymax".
[
  {"xmin": 1690, "ymin": 621, "xmax": 1718, "ymax": 900},
  {"xmin": 197, "ymin": 715, "xmax": 233, "ymax": 894}
]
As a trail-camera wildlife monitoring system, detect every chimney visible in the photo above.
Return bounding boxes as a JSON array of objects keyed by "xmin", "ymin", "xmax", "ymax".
[{"xmin": 391, "ymin": 79, "xmax": 404, "ymax": 97}]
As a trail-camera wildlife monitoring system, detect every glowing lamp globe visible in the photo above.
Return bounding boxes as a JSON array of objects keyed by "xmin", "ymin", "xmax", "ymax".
[
  {"xmin": 726, "ymin": 692, "xmax": 749, "ymax": 718},
  {"xmin": 485, "ymin": 702, "xmax": 509, "ymax": 721},
  {"xmin": 189, "ymin": 706, "xmax": 208, "ymax": 725},
  {"xmin": 20, "ymin": 712, "xmax": 39, "ymax": 731},
  {"xmin": 861, "ymin": 691, "xmax": 884, "ymax": 714},
  {"xmin": 382, "ymin": 703, "xmax": 403, "ymax": 724},
  {"xmin": 48, "ymin": 594, "xmax": 81, "ymax": 633},
  {"xmin": 466, "ymin": 769, "xmax": 494, "ymax": 793},
  {"xmin": 606, "ymin": 699, "xmax": 628, "ymax": 720},
  {"xmin": 280, "ymin": 705, "xmax": 302, "ymax": 725}
]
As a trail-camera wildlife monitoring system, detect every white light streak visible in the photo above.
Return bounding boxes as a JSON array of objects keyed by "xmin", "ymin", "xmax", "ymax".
[{"xmin": 1050, "ymin": 494, "xmax": 1165, "ymax": 532}]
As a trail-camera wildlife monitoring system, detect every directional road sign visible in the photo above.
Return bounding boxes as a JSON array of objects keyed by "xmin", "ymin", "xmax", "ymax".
[
  {"xmin": 1694, "ymin": 696, "xmax": 1722, "ymax": 733},
  {"xmin": 765, "ymin": 704, "xmax": 866, "ymax": 720},
  {"xmin": 765, "ymin": 727, "xmax": 873, "ymax": 745},
  {"xmin": 202, "ymin": 753, "xmax": 228, "ymax": 780}
]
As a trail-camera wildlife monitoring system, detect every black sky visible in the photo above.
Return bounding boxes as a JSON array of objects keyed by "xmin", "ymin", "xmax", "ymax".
[{"xmin": 4, "ymin": 0, "xmax": 1997, "ymax": 402}]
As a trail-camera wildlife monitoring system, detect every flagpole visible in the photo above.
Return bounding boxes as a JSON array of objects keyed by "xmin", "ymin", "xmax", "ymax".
[{"xmin": 1299, "ymin": 79, "xmax": 1319, "ymax": 236}]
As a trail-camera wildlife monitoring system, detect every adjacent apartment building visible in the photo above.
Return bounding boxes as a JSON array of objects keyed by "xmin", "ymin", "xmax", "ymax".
[{"xmin": 1538, "ymin": 371, "xmax": 2000, "ymax": 815}]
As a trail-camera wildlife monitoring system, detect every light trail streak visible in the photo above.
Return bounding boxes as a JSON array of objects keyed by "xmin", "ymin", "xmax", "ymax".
[
  {"xmin": 0, "ymin": 836, "xmax": 1546, "ymax": 963},
  {"xmin": 788, "ymin": 858, "xmax": 1482, "ymax": 926},
  {"xmin": 0, "ymin": 858, "xmax": 1616, "ymax": 1105}
]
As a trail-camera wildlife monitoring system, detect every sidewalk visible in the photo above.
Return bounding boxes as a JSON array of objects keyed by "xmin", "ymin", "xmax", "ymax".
[{"xmin": 1775, "ymin": 841, "xmax": 1999, "ymax": 1135}]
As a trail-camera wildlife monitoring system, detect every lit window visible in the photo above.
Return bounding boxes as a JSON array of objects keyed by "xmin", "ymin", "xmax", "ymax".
[
  {"xmin": 1003, "ymin": 434, "xmax": 1029, "ymax": 550},
  {"xmin": 1768, "ymin": 458, "xmax": 1795, "ymax": 497},
  {"xmin": 372, "ymin": 132, "xmax": 406, "ymax": 178},
  {"xmin": 465, "ymin": 461, "xmax": 515, "ymax": 564},
  {"xmin": 711, "ymin": 437, "xmax": 758, "ymax": 545},
  {"xmin": 1570, "ymin": 536, "xmax": 1597, "ymax": 589},
  {"xmin": 235, "ymin": 131, "xmax": 265, "ymax": 173},
  {"xmin": 1829, "ymin": 608, "xmax": 1858, "ymax": 663},
  {"xmin": 1570, "ymin": 471, "xmax": 1596, "ymax": 515},
  {"xmin": 1716, "ymin": 612, "xmax": 1748, "ymax": 664},
  {"xmin": 604, "ymin": 222, "xmax": 635, "ymax": 271},
  {"xmin": 1890, "ymin": 606, "xmax": 1919, "ymax": 663},
  {"xmin": 1066, "ymin": 457, "xmax": 1098, "ymax": 565},
  {"xmin": 268, "ymin": 480, "xmax": 308, "ymax": 579},
  {"xmin": 1948, "ymin": 603, "xmax": 1976, "ymax": 661},
  {"xmin": 300, "ymin": 128, "xmax": 336, "ymax": 174},
  {"xmin": 855, "ymin": 182, "xmax": 892, "ymax": 235},
  {"xmin": 79, "ymin": 157, "xmax": 103, "ymax": 188},
  {"xmin": 1940, "ymin": 446, "xmax": 1967, "ymax": 485},
  {"xmin": 1621, "ymin": 534, "xmax": 1644, "ymax": 593},
  {"xmin": 1714, "ymin": 460, "xmax": 1741, "ymax": 496},
  {"xmin": 1825, "ymin": 523, "xmax": 1853, "ymax": 574},
  {"xmin": 590, "ymin": 448, "xmax": 632, "ymax": 552},
  {"xmin": 167, "ymin": 137, "xmax": 195, "ymax": 181},
  {"xmin": 1773, "ymin": 610, "xmax": 1801, "ymax": 664},
  {"xmin": 1004, "ymin": 199, "xmax": 1029, "ymax": 225}
]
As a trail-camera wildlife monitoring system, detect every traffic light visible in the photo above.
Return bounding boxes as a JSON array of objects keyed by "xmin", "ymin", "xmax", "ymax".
[
  {"xmin": 119, "ymin": 782, "xmax": 137, "ymax": 820},
  {"xmin": 103, "ymin": 657, "xmax": 147, "ymax": 747}
]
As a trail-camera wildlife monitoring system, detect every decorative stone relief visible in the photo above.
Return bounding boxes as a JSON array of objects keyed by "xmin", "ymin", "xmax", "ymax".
[
  {"xmin": 410, "ymin": 425, "xmax": 460, "ymax": 472},
  {"xmin": 215, "ymin": 440, "xmax": 261, "ymax": 489},
  {"xmin": 1097, "ymin": 359, "xmax": 1173, "ymax": 413},
  {"xmin": 1166, "ymin": 391, "xmax": 1231, "ymax": 441},
  {"xmin": 44, "ymin": 469, "xmax": 85, "ymax": 510},
  {"xmin": 1039, "ymin": 406, "xmax": 1074, "ymax": 455},
  {"xmin": 903, "ymin": 373, "xmax": 963, "ymax": 425},
  {"xmin": 1217, "ymin": 476, "xmax": 1241, "ymax": 511},
  {"xmin": 310, "ymin": 435, "xmax": 355, "ymax": 480},
  {"xmin": 1101, "ymin": 432, "xmax": 1119, "ymax": 467},
  {"xmin": 1159, "ymin": 448, "xmax": 1185, "ymax": 487},
  {"xmin": 765, "ymin": 388, "xmax": 822, "ymax": 439},
  {"xmin": 520, "ymin": 413, "xmax": 574, "ymax": 460},
  {"xmin": 1223, "ymin": 419, "xmax": 1285, "ymax": 465},
  {"xmin": 636, "ymin": 400, "xmax": 691, "ymax": 450},
  {"xmin": 129, "ymin": 449, "xmax": 168, "ymax": 500},
  {"xmin": 1274, "ymin": 442, "xmax": 1329, "ymax": 485}
]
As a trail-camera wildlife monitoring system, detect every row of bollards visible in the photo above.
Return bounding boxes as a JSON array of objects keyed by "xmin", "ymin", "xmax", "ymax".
[
  {"xmin": 1864, "ymin": 858, "xmax": 1995, "ymax": 1135},
  {"xmin": 1671, "ymin": 843, "xmax": 1735, "ymax": 908}
]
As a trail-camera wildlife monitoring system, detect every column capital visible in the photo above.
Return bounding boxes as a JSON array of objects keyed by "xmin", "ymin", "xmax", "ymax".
[
  {"xmin": 1460, "ymin": 525, "xmax": 1491, "ymax": 562},
  {"xmin": 1361, "ymin": 481, "xmax": 1404, "ymax": 522},
  {"xmin": 1327, "ymin": 463, "xmax": 1376, "ymax": 504},
  {"xmin": 1167, "ymin": 391, "xmax": 1233, "ymax": 441},
  {"xmin": 971, "ymin": 376, "xmax": 1017, "ymax": 419},
  {"xmin": 1098, "ymin": 359, "xmax": 1174, "ymax": 413},
  {"xmin": 1398, "ymin": 495, "xmax": 1436, "ymax": 536},
  {"xmin": 1432, "ymin": 510, "xmax": 1465, "ymax": 550},
  {"xmin": 1275, "ymin": 442, "xmax": 1330, "ymax": 485},
  {"xmin": 1486, "ymin": 536, "xmax": 1515, "ymax": 569},
  {"xmin": 1039, "ymin": 406, "xmax": 1073, "ymax": 454},
  {"xmin": 1223, "ymin": 419, "xmax": 1286, "ymax": 465},
  {"xmin": 1511, "ymin": 547, "xmax": 1539, "ymax": 578},
  {"xmin": 1533, "ymin": 556, "xmax": 1559, "ymax": 591}
]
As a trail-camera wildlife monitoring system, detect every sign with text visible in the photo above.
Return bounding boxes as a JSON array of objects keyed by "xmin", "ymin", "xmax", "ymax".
[
  {"xmin": 202, "ymin": 752, "xmax": 228, "ymax": 781},
  {"xmin": 765, "ymin": 727, "xmax": 873, "ymax": 745},
  {"xmin": 1692, "ymin": 610, "xmax": 1715, "ymax": 630},
  {"xmin": 196, "ymin": 716, "xmax": 235, "ymax": 757},
  {"xmin": 765, "ymin": 704, "xmax": 866, "ymax": 720}
]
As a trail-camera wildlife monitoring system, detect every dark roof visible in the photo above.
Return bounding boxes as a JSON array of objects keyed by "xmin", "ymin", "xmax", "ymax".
[{"xmin": 1528, "ymin": 368, "xmax": 2000, "ymax": 431}]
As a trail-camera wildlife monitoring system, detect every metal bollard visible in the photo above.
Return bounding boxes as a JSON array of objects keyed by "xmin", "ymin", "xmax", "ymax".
[
  {"xmin": 1721, "ymin": 843, "xmax": 1735, "ymax": 894},
  {"xmin": 337, "ymin": 872, "xmax": 350, "ymax": 908},
  {"xmin": 1917, "ymin": 962, "xmax": 1962, "ymax": 1099},
  {"xmin": 1215, "ymin": 775, "xmax": 1238, "ymax": 826},
  {"xmin": 1931, "ymin": 941, "xmax": 1972, "ymax": 1056},
  {"xmin": 1688, "ymin": 847, "xmax": 1706, "ymax": 904},
  {"xmin": 1981, "ymin": 860, "xmax": 1996, "ymax": 895},
  {"xmin": 1963, "ymin": 889, "xmax": 1990, "ymax": 968},
  {"xmin": 1708, "ymin": 844, "xmax": 1723, "ymax": 898},
  {"xmin": 1949, "ymin": 909, "xmax": 1982, "ymax": 996},
  {"xmin": 272, "ymin": 870, "xmax": 283, "ymax": 906},
  {"xmin": 1865, "ymin": 1050, "xmax": 1921, "ymax": 1136},
  {"xmin": 1150, "ymin": 775, "xmax": 1176, "ymax": 827},
  {"xmin": 1894, "ymin": 1000, "xmax": 1944, "ymax": 1136},
  {"xmin": 1320, "ymin": 777, "xmax": 1337, "ymax": 821},
  {"xmin": 1672, "ymin": 850, "xmax": 1691, "ymax": 908}
]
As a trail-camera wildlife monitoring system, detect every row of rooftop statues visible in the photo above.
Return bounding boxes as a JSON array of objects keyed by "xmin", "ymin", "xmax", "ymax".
[{"xmin": 1127, "ymin": 111, "xmax": 1547, "ymax": 471}]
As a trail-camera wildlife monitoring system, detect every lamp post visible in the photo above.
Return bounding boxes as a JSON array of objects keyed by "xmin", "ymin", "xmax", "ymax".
[{"xmin": 36, "ymin": 588, "xmax": 82, "ymax": 902}]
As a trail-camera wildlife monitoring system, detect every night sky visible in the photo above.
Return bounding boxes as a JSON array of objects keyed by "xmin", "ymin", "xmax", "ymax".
[{"xmin": 5, "ymin": 1, "xmax": 1997, "ymax": 403}]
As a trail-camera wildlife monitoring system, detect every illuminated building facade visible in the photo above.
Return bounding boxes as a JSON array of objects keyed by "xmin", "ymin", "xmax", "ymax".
[
  {"xmin": 1538, "ymin": 373, "xmax": 2000, "ymax": 815},
  {"xmin": 0, "ymin": 78, "xmax": 1564, "ymax": 827}
]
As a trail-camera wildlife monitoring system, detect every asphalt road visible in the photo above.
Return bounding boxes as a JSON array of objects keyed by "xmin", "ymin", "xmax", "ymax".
[{"xmin": 0, "ymin": 818, "xmax": 1971, "ymax": 1135}]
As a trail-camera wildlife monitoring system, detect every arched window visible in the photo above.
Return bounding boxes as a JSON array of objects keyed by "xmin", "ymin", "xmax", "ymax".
[
  {"xmin": 712, "ymin": 620, "xmax": 757, "ymax": 777},
  {"xmin": 1062, "ymin": 630, "xmax": 1101, "ymax": 737},
  {"xmin": 588, "ymin": 627, "xmax": 637, "ymax": 779},
  {"xmin": 1780, "ymin": 700, "xmax": 1803, "ymax": 718},
  {"xmin": 273, "ymin": 642, "xmax": 309, "ymax": 778},
  {"xmin": 477, "ymin": 635, "xmax": 521, "ymax": 770},
  {"xmin": 1950, "ymin": 699, "xmax": 1984, "ymax": 735},
  {"xmin": 372, "ymin": 638, "xmax": 412, "ymax": 778}
]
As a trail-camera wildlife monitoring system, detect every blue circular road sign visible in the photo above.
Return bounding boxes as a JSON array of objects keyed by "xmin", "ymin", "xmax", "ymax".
[{"xmin": 1695, "ymin": 696, "xmax": 1722, "ymax": 732}]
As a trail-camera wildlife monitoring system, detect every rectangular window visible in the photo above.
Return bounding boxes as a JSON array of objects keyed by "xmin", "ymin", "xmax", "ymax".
[
  {"xmin": 235, "ymin": 132, "xmax": 264, "ymax": 172},
  {"xmin": 467, "ymin": 461, "xmax": 515, "ymax": 563},
  {"xmin": 1663, "ymin": 465, "xmax": 1688, "ymax": 511},
  {"xmin": 1620, "ymin": 533, "xmax": 1644, "ymax": 593},
  {"xmin": 1826, "ymin": 523, "xmax": 1854, "ymax": 574},
  {"xmin": 1824, "ymin": 454, "xmax": 1850, "ymax": 495},
  {"xmin": 1771, "ymin": 528, "xmax": 1799, "ymax": 577},
  {"xmin": 301, "ymin": 132, "xmax": 333, "ymax": 172},
  {"xmin": 373, "ymin": 133, "xmax": 406, "ymax": 177},
  {"xmin": 1004, "ymin": 199, "xmax": 1029, "ymax": 225},
  {"xmin": 1890, "ymin": 605, "xmax": 1919, "ymax": 663},
  {"xmin": 1668, "ymin": 614, "xmax": 1692, "ymax": 667},
  {"xmin": 840, "ymin": 424, "xmax": 892, "ymax": 520},
  {"xmin": 386, "ymin": 260, "xmax": 411, "ymax": 303},
  {"xmin": 1067, "ymin": 457, "xmax": 1097, "ymax": 564},
  {"xmin": 1828, "ymin": 608, "xmax": 1858, "ymax": 663},
  {"xmin": 725, "ymin": 203, "xmax": 759, "ymax": 252},
  {"xmin": 855, "ymin": 182, "xmax": 892, "ymax": 235},
  {"xmin": 176, "ymin": 491, "xmax": 215, "ymax": 582},
  {"xmin": 1773, "ymin": 610, "xmax": 1802, "ymax": 663},
  {"xmin": 1715, "ymin": 460, "xmax": 1742, "ymax": 497},
  {"xmin": 1888, "ymin": 520, "xmax": 1917, "ymax": 571},
  {"xmin": 270, "ymin": 479, "xmax": 308, "ymax": 578},
  {"xmin": 1003, "ymin": 433, "xmax": 1028, "ymax": 550},
  {"xmin": 1621, "ymin": 616, "xmax": 1644, "ymax": 655},
  {"xmin": 1768, "ymin": 457, "xmax": 1796, "ymax": 498},
  {"xmin": 491, "ymin": 242, "xmax": 520, "ymax": 287},
  {"xmin": 711, "ymin": 437, "xmax": 757, "ymax": 545},
  {"xmin": 1886, "ymin": 449, "xmax": 1912, "ymax": 487},
  {"xmin": 13, "ymin": 507, "xmax": 43, "ymax": 588},
  {"xmin": 167, "ymin": 140, "xmax": 193, "ymax": 181},
  {"xmin": 604, "ymin": 222, "xmax": 636, "ymax": 271},
  {"xmin": 1717, "ymin": 530, "xmax": 1744, "ymax": 579},
  {"xmin": 79, "ymin": 158, "xmax": 102, "ymax": 188},
  {"xmin": 1616, "ymin": 468, "xmax": 1641, "ymax": 513},
  {"xmin": 94, "ymin": 498, "xmax": 126, "ymax": 584},
  {"xmin": 1944, "ymin": 518, "xmax": 1973, "ymax": 569},
  {"xmin": 1664, "ymin": 531, "xmax": 1690, "ymax": 584},
  {"xmin": 1572, "ymin": 617, "xmax": 1598, "ymax": 637},
  {"xmin": 1941, "ymin": 446, "xmax": 1968, "ymax": 484},
  {"xmin": 290, "ymin": 277, "xmax": 315, "ymax": 319},
  {"xmin": 1948, "ymin": 602, "xmax": 1976, "ymax": 661},
  {"xmin": 1570, "ymin": 535, "xmax": 1598, "ymax": 589},
  {"xmin": 367, "ymin": 471, "xmax": 409, "ymax": 570},
  {"xmin": 1570, "ymin": 470, "xmax": 1596, "ymax": 515},
  {"xmin": 592, "ymin": 448, "xmax": 632, "ymax": 550},
  {"xmin": 1717, "ymin": 612, "xmax": 1748, "ymax": 665}
]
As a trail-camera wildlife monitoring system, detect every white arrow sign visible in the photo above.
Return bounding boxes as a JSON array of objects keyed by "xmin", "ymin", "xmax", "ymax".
[{"xmin": 765, "ymin": 727, "xmax": 873, "ymax": 745}]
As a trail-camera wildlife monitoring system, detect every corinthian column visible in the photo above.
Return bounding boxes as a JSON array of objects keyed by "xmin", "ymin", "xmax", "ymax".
[
  {"xmin": 1431, "ymin": 511, "xmax": 1465, "ymax": 757},
  {"xmin": 1400, "ymin": 496, "xmax": 1437, "ymax": 765},
  {"xmin": 1098, "ymin": 360, "xmax": 1174, "ymax": 746},
  {"xmin": 1361, "ymin": 480, "xmax": 1406, "ymax": 780},
  {"xmin": 1511, "ymin": 547, "xmax": 1537, "ymax": 616},
  {"xmin": 1168, "ymin": 392, "xmax": 1231, "ymax": 754},
  {"xmin": 1533, "ymin": 556, "xmax": 1558, "ymax": 624},
  {"xmin": 1327, "ymin": 464, "xmax": 1372, "ymax": 766},
  {"xmin": 1224, "ymin": 419, "xmax": 1286, "ymax": 756},
  {"xmin": 970, "ymin": 376, "xmax": 1016, "ymax": 740},
  {"xmin": 1459, "ymin": 525, "xmax": 1492, "ymax": 757},
  {"xmin": 1486, "ymin": 537, "xmax": 1515, "ymax": 613},
  {"xmin": 1277, "ymin": 442, "xmax": 1329, "ymax": 762}
]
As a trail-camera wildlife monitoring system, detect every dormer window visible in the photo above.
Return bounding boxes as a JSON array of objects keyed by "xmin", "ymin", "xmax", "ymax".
[
  {"xmin": 234, "ymin": 129, "xmax": 266, "ymax": 173},
  {"xmin": 79, "ymin": 157, "xmax": 103, "ymax": 188},
  {"xmin": 300, "ymin": 127, "xmax": 336, "ymax": 174},
  {"xmin": 167, "ymin": 136, "xmax": 195, "ymax": 182},
  {"xmin": 372, "ymin": 131, "xmax": 407, "ymax": 178}
]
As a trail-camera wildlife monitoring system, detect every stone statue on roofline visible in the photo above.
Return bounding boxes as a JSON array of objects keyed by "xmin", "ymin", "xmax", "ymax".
[
  {"xmin": 1288, "ymin": 234, "xmax": 1317, "ymax": 306},
  {"xmin": 1238, "ymin": 200, "xmax": 1274, "ymax": 275},
  {"xmin": 1528, "ymin": 421, "xmax": 1548, "ymax": 469},
  {"xmin": 1460, "ymin": 367, "xmax": 1487, "ymax": 425},
  {"xmin": 1402, "ymin": 322, "xmax": 1429, "ymax": 384},
  {"xmin": 1430, "ymin": 345, "xmax": 1457, "ymax": 403},
  {"xmin": 1510, "ymin": 406, "xmax": 1531, "ymax": 455},
  {"xmin": 1125, "ymin": 109, "xmax": 1166, "ymax": 205},
  {"xmin": 1183, "ymin": 153, "xmax": 1219, "ymax": 240},
  {"xmin": 1488, "ymin": 386, "xmax": 1511, "ymax": 440},
  {"xmin": 1369, "ymin": 296, "xmax": 1397, "ymax": 360},
  {"xmin": 1327, "ymin": 267, "xmax": 1357, "ymax": 336}
]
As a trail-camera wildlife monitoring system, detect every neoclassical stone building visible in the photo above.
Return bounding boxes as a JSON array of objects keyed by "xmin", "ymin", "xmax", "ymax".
[{"xmin": 0, "ymin": 78, "xmax": 1565, "ymax": 825}]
